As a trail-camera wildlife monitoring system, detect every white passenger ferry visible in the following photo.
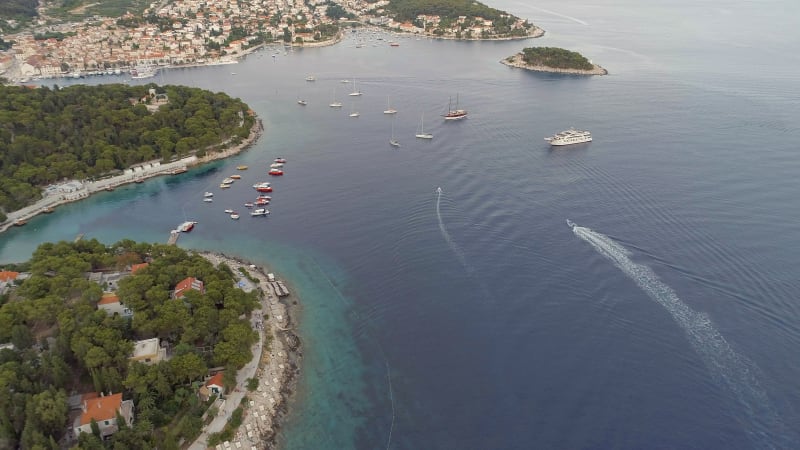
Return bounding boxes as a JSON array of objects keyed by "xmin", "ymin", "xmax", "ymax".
[{"xmin": 544, "ymin": 129, "xmax": 592, "ymax": 146}]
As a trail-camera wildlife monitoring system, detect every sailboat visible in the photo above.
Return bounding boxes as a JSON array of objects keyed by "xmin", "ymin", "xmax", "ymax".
[
  {"xmin": 349, "ymin": 101, "xmax": 360, "ymax": 117},
  {"xmin": 390, "ymin": 119, "xmax": 400, "ymax": 147},
  {"xmin": 329, "ymin": 88, "xmax": 342, "ymax": 108},
  {"xmin": 384, "ymin": 95, "xmax": 397, "ymax": 114},
  {"xmin": 443, "ymin": 94, "xmax": 468, "ymax": 120},
  {"xmin": 415, "ymin": 113, "xmax": 433, "ymax": 139},
  {"xmin": 349, "ymin": 79, "xmax": 362, "ymax": 96}
]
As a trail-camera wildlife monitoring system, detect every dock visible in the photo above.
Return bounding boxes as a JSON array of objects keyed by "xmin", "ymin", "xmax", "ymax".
[
  {"xmin": 270, "ymin": 280, "xmax": 290, "ymax": 297},
  {"xmin": 167, "ymin": 230, "xmax": 179, "ymax": 245},
  {"xmin": 74, "ymin": 233, "xmax": 84, "ymax": 242}
]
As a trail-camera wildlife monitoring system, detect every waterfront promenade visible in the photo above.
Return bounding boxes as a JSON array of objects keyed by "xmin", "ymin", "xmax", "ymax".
[
  {"xmin": 190, "ymin": 253, "xmax": 299, "ymax": 450},
  {"xmin": 0, "ymin": 118, "xmax": 263, "ymax": 234}
]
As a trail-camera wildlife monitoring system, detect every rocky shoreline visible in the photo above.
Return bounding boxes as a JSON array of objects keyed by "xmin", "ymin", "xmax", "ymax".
[
  {"xmin": 192, "ymin": 252, "xmax": 302, "ymax": 450},
  {"xmin": 500, "ymin": 53, "xmax": 608, "ymax": 75},
  {"xmin": 0, "ymin": 117, "xmax": 264, "ymax": 234}
]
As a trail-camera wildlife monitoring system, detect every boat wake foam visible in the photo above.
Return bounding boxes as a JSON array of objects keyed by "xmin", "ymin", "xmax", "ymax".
[
  {"xmin": 567, "ymin": 220, "xmax": 793, "ymax": 448},
  {"xmin": 436, "ymin": 187, "xmax": 472, "ymax": 274}
]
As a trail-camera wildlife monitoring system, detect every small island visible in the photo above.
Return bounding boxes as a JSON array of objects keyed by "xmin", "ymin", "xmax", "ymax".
[{"xmin": 502, "ymin": 47, "xmax": 607, "ymax": 75}]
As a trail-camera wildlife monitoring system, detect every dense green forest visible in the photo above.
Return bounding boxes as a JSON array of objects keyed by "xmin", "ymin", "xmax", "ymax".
[
  {"xmin": 387, "ymin": 0, "xmax": 516, "ymax": 23},
  {"xmin": 0, "ymin": 239, "xmax": 260, "ymax": 449},
  {"xmin": 520, "ymin": 47, "xmax": 594, "ymax": 71},
  {"xmin": 0, "ymin": 83, "xmax": 254, "ymax": 214}
]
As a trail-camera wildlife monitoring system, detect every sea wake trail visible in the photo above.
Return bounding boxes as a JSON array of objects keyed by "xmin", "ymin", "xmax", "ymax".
[
  {"xmin": 435, "ymin": 187, "xmax": 472, "ymax": 274},
  {"xmin": 567, "ymin": 219, "xmax": 794, "ymax": 448}
]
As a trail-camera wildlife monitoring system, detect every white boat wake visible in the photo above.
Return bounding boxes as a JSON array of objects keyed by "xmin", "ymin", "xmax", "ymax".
[
  {"xmin": 567, "ymin": 220, "xmax": 792, "ymax": 448},
  {"xmin": 524, "ymin": 5, "xmax": 588, "ymax": 25},
  {"xmin": 436, "ymin": 187, "xmax": 472, "ymax": 273}
]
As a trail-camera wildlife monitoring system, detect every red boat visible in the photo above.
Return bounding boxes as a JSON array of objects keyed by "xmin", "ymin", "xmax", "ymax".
[
  {"xmin": 256, "ymin": 195, "xmax": 272, "ymax": 201},
  {"xmin": 255, "ymin": 199, "xmax": 270, "ymax": 206},
  {"xmin": 253, "ymin": 182, "xmax": 272, "ymax": 192},
  {"xmin": 269, "ymin": 168, "xmax": 284, "ymax": 176}
]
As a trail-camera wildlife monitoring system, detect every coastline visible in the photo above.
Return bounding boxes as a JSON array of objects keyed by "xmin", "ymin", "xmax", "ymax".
[
  {"xmin": 500, "ymin": 52, "xmax": 608, "ymax": 75},
  {"xmin": 0, "ymin": 117, "xmax": 264, "ymax": 234},
  {"xmin": 424, "ymin": 26, "xmax": 545, "ymax": 41},
  {"xmin": 190, "ymin": 251, "xmax": 302, "ymax": 450}
]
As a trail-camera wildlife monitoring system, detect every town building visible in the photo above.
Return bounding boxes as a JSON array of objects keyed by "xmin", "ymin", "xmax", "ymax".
[{"xmin": 73, "ymin": 392, "xmax": 134, "ymax": 439}]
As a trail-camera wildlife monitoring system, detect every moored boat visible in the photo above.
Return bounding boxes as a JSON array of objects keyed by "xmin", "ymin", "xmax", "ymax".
[
  {"xmin": 204, "ymin": 192, "xmax": 214, "ymax": 197},
  {"xmin": 230, "ymin": 213, "xmax": 240, "ymax": 220},
  {"xmin": 544, "ymin": 129, "xmax": 592, "ymax": 146},
  {"xmin": 224, "ymin": 209, "xmax": 234, "ymax": 214},
  {"xmin": 244, "ymin": 202, "xmax": 255, "ymax": 208},
  {"xmin": 443, "ymin": 95, "xmax": 468, "ymax": 120},
  {"xmin": 230, "ymin": 174, "xmax": 241, "ymax": 179},
  {"xmin": 274, "ymin": 158, "xmax": 287, "ymax": 164},
  {"xmin": 237, "ymin": 165, "xmax": 249, "ymax": 170},
  {"xmin": 250, "ymin": 208, "xmax": 270, "ymax": 217},
  {"xmin": 221, "ymin": 177, "xmax": 235, "ymax": 185},
  {"xmin": 270, "ymin": 163, "xmax": 284, "ymax": 169},
  {"xmin": 177, "ymin": 221, "xmax": 196, "ymax": 232},
  {"xmin": 203, "ymin": 198, "xmax": 213, "ymax": 203},
  {"xmin": 269, "ymin": 168, "xmax": 284, "ymax": 176}
]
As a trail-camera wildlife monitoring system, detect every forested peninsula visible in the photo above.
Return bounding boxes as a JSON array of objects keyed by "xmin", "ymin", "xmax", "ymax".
[
  {"xmin": 0, "ymin": 240, "xmax": 262, "ymax": 448},
  {"xmin": 502, "ymin": 47, "xmax": 608, "ymax": 75},
  {"xmin": 386, "ymin": 0, "xmax": 540, "ymax": 39},
  {"xmin": 0, "ymin": 84, "xmax": 254, "ymax": 218}
]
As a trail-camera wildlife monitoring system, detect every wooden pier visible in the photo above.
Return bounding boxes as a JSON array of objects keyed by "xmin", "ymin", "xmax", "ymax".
[
  {"xmin": 167, "ymin": 230, "xmax": 180, "ymax": 245},
  {"xmin": 270, "ymin": 280, "xmax": 290, "ymax": 297}
]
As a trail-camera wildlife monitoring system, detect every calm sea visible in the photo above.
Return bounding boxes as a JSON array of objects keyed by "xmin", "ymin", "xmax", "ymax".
[{"xmin": 3, "ymin": 0, "xmax": 800, "ymax": 448}]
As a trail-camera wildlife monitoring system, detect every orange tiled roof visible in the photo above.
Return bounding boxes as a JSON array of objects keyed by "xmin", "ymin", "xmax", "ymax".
[
  {"xmin": 205, "ymin": 372, "xmax": 224, "ymax": 388},
  {"xmin": 0, "ymin": 271, "xmax": 19, "ymax": 282},
  {"xmin": 98, "ymin": 293, "xmax": 119, "ymax": 305},
  {"xmin": 80, "ymin": 393, "xmax": 122, "ymax": 425},
  {"xmin": 131, "ymin": 263, "xmax": 149, "ymax": 274}
]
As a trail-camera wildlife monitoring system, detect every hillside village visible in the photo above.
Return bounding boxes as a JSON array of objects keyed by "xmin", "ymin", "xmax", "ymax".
[{"xmin": 0, "ymin": 0, "xmax": 539, "ymax": 81}]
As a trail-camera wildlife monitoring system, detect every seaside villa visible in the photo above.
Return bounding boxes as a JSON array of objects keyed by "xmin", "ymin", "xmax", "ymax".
[{"xmin": 73, "ymin": 392, "xmax": 134, "ymax": 439}]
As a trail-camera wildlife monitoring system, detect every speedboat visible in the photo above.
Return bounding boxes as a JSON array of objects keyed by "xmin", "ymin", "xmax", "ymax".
[
  {"xmin": 244, "ymin": 202, "xmax": 255, "ymax": 208},
  {"xmin": 237, "ymin": 165, "xmax": 249, "ymax": 170},
  {"xmin": 297, "ymin": 99, "xmax": 307, "ymax": 105},
  {"xmin": 274, "ymin": 158, "xmax": 287, "ymax": 164},
  {"xmin": 250, "ymin": 208, "xmax": 270, "ymax": 217},
  {"xmin": 204, "ymin": 192, "xmax": 214, "ymax": 197},
  {"xmin": 222, "ymin": 177, "xmax": 235, "ymax": 185},
  {"xmin": 270, "ymin": 163, "xmax": 284, "ymax": 168},
  {"xmin": 224, "ymin": 209, "xmax": 234, "ymax": 214},
  {"xmin": 203, "ymin": 198, "xmax": 213, "ymax": 203},
  {"xmin": 269, "ymin": 168, "xmax": 284, "ymax": 176},
  {"xmin": 230, "ymin": 212, "xmax": 240, "ymax": 220},
  {"xmin": 219, "ymin": 183, "xmax": 231, "ymax": 189},
  {"xmin": 230, "ymin": 174, "xmax": 241, "ymax": 179}
]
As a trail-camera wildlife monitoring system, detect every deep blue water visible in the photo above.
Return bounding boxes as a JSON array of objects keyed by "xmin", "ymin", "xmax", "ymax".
[{"xmin": 3, "ymin": 0, "xmax": 800, "ymax": 448}]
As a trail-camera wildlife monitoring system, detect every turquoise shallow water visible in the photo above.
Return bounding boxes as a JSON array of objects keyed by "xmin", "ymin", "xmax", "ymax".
[{"xmin": 4, "ymin": 0, "xmax": 800, "ymax": 448}]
